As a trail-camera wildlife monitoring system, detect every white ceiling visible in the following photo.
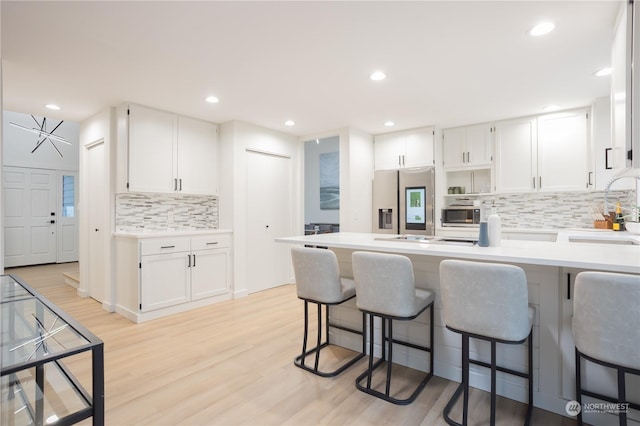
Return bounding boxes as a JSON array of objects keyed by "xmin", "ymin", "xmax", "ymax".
[{"xmin": 1, "ymin": 1, "xmax": 621, "ymax": 138}]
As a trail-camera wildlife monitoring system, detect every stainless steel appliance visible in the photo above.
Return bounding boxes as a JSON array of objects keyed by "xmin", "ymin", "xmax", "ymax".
[
  {"xmin": 373, "ymin": 167, "xmax": 435, "ymax": 235},
  {"xmin": 441, "ymin": 206, "xmax": 481, "ymax": 227}
]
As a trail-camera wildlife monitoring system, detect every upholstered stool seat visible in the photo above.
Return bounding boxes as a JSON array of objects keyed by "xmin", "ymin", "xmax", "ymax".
[
  {"xmin": 439, "ymin": 259, "xmax": 534, "ymax": 426},
  {"xmin": 572, "ymin": 271, "xmax": 640, "ymax": 426},
  {"xmin": 352, "ymin": 251, "xmax": 435, "ymax": 405},
  {"xmin": 291, "ymin": 246, "xmax": 365, "ymax": 377}
]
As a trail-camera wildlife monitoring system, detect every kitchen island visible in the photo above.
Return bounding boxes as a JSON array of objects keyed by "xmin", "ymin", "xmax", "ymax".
[{"xmin": 276, "ymin": 232, "xmax": 640, "ymax": 423}]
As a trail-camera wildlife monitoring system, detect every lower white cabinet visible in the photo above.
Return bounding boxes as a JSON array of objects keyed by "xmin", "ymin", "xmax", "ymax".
[
  {"xmin": 115, "ymin": 232, "xmax": 232, "ymax": 322},
  {"xmin": 141, "ymin": 250, "xmax": 190, "ymax": 311}
]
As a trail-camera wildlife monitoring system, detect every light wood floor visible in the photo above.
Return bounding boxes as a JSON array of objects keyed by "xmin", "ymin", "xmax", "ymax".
[{"xmin": 4, "ymin": 263, "xmax": 578, "ymax": 426}]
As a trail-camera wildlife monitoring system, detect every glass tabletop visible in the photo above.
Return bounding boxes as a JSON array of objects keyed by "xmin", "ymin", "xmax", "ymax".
[
  {"xmin": 0, "ymin": 275, "xmax": 33, "ymax": 302},
  {"xmin": 1, "ymin": 277, "xmax": 91, "ymax": 373}
]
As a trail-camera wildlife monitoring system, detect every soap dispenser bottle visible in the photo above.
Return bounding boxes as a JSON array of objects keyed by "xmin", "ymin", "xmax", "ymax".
[
  {"xmin": 478, "ymin": 203, "xmax": 489, "ymax": 247},
  {"xmin": 488, "ymin": 202, "xmax": 502, "ymax": 247}
]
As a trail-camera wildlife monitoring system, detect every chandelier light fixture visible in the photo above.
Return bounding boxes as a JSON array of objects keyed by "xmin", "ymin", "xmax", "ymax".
[{"xmin": 9, "ymin": 115, "xmax": 71, "ymax": 157}]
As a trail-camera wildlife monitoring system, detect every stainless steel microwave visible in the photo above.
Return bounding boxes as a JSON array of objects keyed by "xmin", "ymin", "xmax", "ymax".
[{"xmin": 441, "ymin": 207, "xmax": 481, "ymax": 226}]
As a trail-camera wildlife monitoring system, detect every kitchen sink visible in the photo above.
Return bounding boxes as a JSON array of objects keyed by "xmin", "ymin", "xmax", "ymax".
[
  {"xmin": 568, "ymin": 237, "xmax": 639, "ymax": 246},
  {"xmin": 375, "ymin": 235, "xmax": 478, "ymax": 246}
]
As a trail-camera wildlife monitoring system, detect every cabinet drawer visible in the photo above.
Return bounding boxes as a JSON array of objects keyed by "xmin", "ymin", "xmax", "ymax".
[
  {"xmin": 191, "ymin": 234, "xmax": 230, "ymax": 251},
  {"xmin": 140, "ymin": 238, "xmax": 190, "ymax": 256}
]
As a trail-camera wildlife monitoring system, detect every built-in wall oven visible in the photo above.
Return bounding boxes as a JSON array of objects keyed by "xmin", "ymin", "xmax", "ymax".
[{"xmin": 441, "ymin": 206, "xmax": 481, "ymax": 226}]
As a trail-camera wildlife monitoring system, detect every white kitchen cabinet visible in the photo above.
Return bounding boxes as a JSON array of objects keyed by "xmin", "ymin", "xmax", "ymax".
[
  {"xmin": 443, "ymin": 123, "xmax": 493, "ymax": 169},
  {"xmin": 190, "ymin": 235, "xmax": 231, "ymax": 300},
  {"xmin": 177, "ymin": 116, "xmax": 219, "ymax": 195},
  {"xmin": 126, "ymin": 104, "xmax": 218, "ymax": 195},
  {"xmin": 374, "ymin": 127, "xmax": 434, "ymax": 170},
  {"xmin": 128, "ymin": 104, "xmax": 177, "ymax": 193},
  {"xmin": 141, "ymin": 249, "xmax": 190, "ymax": 312},
  {"xmin": 495, "ymin": 109, "xmax": 591, "ymax": 193},
  {"xmin": 115, "ymin": 232, "xmax": 232, "ymax": 322}
]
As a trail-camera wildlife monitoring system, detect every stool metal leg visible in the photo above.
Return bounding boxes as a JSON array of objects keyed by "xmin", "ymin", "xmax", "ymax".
[
  {"xmin": 618, "ymin": 369, "xmax": 626, "ymax": 426},
  {"xmin": 366, "ymin": 314, "xmax": 375, "ymax": 389},
  {"xmin": 386, "ymin": 318, "xmax": 393, "ymax": 398},
  {"xmin": 301, "ymin": 301, "xmax": 310, "ymax": 368},
  {"xmin": 444, "ymin": 330, "xmax": 534, "ymax": 426},
  {"xmin": 294, "ymin": 300, "xmax": 366, "ymax": 377},
  {"xmin": 356, "ymin": 304, "xmax": 434, "ymax": 405},
  {"xmin": 462, "ymin": 334, "xmax": 469, "ymax": 426},
  {"xmin": 575, "ymin": 348, "xmax": 584, "ymax": 426},
  {"xmin": 491, "ymin": 340, "xmax": 497, "ymax": 426},
  {"xmin": 315, "ymin": 303, "xmax": 322, "ymax": 371},
  {"xmin": 526, "ymin": 330, "xmax": 533, "ymax": 426}
]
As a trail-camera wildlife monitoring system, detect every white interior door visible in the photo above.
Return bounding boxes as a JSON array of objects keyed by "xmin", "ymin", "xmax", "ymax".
[
  {"xmin": 57, "ymin": 171, "xmax": 79, "ymax": 263},
  {"xmin": 87, "ymin": 142, "xmax": 106, "ymax": 302},
  {"xmin": 246, "ymin": 150, "xmax": 291, "ymax": 294},
  {"xmin": 3, "ymin": 166, "xmax": 57, "ymax": 267}
]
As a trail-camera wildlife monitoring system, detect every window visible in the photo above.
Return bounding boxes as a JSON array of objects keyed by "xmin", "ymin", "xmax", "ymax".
[{"xmin": 62, "ymin": 175, "xmax": 75, "ymax": 217}]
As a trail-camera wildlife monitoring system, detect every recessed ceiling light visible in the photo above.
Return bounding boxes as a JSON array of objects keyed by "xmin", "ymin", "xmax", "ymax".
[
  {"xmin": 285, "ymin": 120, "xmax": 295, "ymax": 126},
  {"xmin": 44, "ymin": 104, "xmax": 61, "ymax": 110},
  {"xmin": 543, "ymin": 104, "xmax": 561, "ymax": 112},
  {"xmin": 205, "ymin": 96, "xmax": 219, "ymax": 103},
  {"xmin": 594, "ymin": 67, "xmax": 612, "ymax": 77},
  {"xmin": 384, "ymin": 121, "xmax": 395, "ymax": 127},
  {"xmin": 370, "ymin": 71, "xmax": 386, "ymax": 81},
  {"xmin": 529, "ymin": 22, "xmax": 555, "ymax": 37}
]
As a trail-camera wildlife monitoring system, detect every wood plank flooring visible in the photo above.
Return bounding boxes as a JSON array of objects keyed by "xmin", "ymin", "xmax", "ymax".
[{"xmin": 4, "ymin": 263, "xmax": 578, "ymax": 426}]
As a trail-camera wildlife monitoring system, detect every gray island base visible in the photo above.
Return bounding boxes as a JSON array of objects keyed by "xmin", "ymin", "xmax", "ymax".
[{"xmin": 276, "ymin": 232, "xmax": 640, "ymax": 425}]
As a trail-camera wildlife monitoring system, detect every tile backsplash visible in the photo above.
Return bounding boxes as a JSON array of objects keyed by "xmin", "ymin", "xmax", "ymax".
[
  {"xmin": 116, "ymin": 193, "xmax": 218, "ymax": 231},
  {"xmin": 446, "ymin": 190, "xmax": 637, "ymax": 229}
]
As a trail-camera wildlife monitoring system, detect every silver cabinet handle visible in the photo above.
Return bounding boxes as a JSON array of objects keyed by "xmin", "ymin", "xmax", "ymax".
[
  {"xmin": 174, "ymin": 179, "xmax": 178, "ymax": 191},
  {"xmin": 179, "ymin": 179, "xmax": 182, "ymax": 191},
  {"xmin": 160, "ymin": 245, "xmax": 175, "ymax": 249},
  {"xmin": 206, "ymin": 242, "xmax": 219, "ymax": 245}
]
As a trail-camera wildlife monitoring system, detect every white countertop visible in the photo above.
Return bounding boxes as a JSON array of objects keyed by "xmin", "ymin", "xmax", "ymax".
[
  {"xmin": 276, "ymin": 231, "xmax": 640, "ymax": 274},
  {"xmin": 114, "ymin": 228, "xmax": 232, "ymax": 238}
]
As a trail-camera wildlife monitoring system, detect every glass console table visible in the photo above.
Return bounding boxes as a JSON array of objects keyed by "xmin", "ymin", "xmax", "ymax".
[{"xmin": 1, "ymin": 275, "xmax": 104, "ymax": 425}]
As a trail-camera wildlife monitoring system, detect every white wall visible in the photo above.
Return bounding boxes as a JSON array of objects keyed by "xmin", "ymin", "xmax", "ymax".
[
  {"xmin": 219, "ymin": 120, "xmax": 301, "ymax": 296},
  {"xmin": 0, "ymin": 6, "xmax": 3, "ymax": 272},
  {"xmin": 79, "ymin": 107, "xmax": 116, "ymax": 310},
  {"xmin": 304, "ymin": 135, "xmax": 340, "ymax": 225},
  {"xmin": 3, "ymin": 110, "xmax": 79, "ymax": 171}
]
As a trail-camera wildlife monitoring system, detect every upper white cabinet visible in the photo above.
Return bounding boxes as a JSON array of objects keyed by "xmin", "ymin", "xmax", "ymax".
[
  {"xmin": 374, "ymin": 127, "xmax": 434, "ymax": 170},
  {"xmin": 442, "ymin": 123, "xmax": 493, "ymax": 169},
  {"xmin": 126, "ymin": 104, "xmax": 218, "ymax": 195},
  {"xmin": 128, "ymin": 104, "xmax": 177, "ymax": 193},
  {"xmin": 177, "ymin": 116, "xmax": 219, "ymax": 195},
  {"xmin": 495, "ymin": 109, "xmax": 591, "ymax": 193}
]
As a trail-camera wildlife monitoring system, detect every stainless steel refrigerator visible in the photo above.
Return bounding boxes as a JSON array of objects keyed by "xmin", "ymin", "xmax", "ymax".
[{"xmin": 372, "ymin": 167, "xmax": 435, "ymax": 235}]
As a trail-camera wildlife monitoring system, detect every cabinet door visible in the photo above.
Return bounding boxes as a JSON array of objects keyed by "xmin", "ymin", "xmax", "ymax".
[
  {"xmin": 374, "ymin": 133, "xmax": 404, "ymax": 170},
  {"xmin": 495, "ymin": 117, "xmax": 537, "ymax": 193},
  {"xmin": 140, "ymin": 251, "xmax": 190, "ymax": 311},
  {"xmin": 191, "ymin": 248, "xmax": 230, "ymax": 300},
  {"xmin": 466, "ymin": 123, "xmax": 493, "ymax": 166},
  {"xmin": 128, "ymin": 104, "xmax": 177, "ymax": 193},
  {"xmin": 177, "ymin": 117, "xmax": 219, "ymax": 195},
  {"xmin": 404, "ymin": 128, "xmax": 434, "ymax": 168},
  {"xmin": 537, "ymin": 110, "xmax": 589, "ymax": 192},
  {"xmin": 442, "ymin": 127, "xmax": 466, "ymax": 169}
]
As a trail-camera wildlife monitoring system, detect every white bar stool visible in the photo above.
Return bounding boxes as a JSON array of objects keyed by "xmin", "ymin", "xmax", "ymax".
[
  {"xmin": 572, "ymin": 271, "xmax": 640, "ymax": 426},
  {"xmin": 439, "ymin": 259, "xmax": 534, "ymax": 426},
  {"xmin": 291, "ymin": 246, "xmax": 366, "ymax": 377},
  {"xmin": 352, "ymin": 251, "xmax": 435, "ymax": 405}
]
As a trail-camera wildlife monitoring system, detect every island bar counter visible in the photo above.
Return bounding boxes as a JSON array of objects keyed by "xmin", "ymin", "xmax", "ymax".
[{"xmin": 276, "ymin": 232, "xmax": 640, "ymax": 424}]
